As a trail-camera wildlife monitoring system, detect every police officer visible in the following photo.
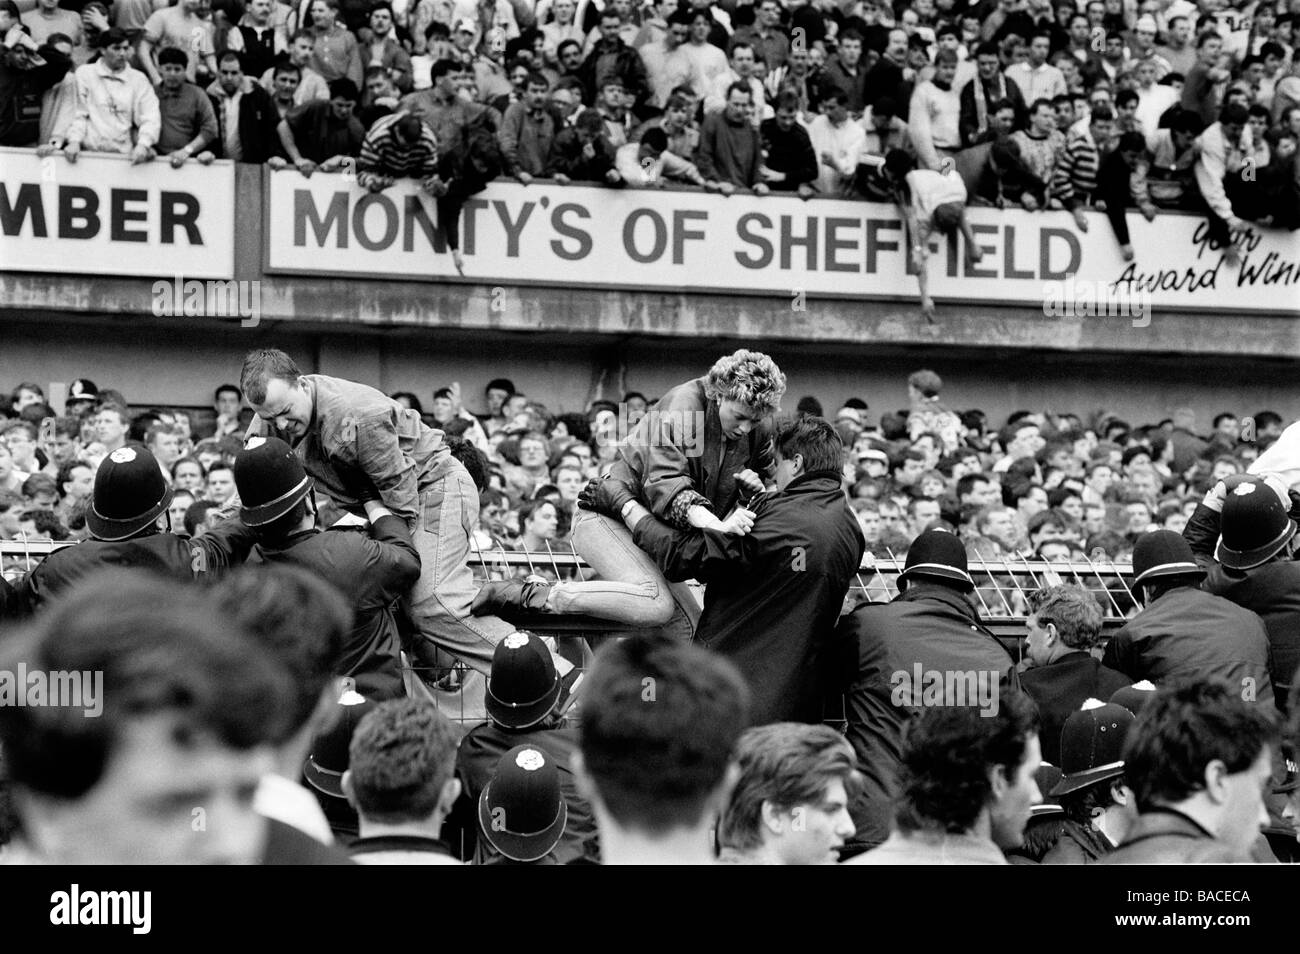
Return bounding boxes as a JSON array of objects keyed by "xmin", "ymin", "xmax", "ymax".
[
  {"xmin": 233, "ymin": 436, "xmax": 420, "ymax": 701},
  {"xmin": 448, "ymin": 632, "xmax": 598, "ymax": 865},
  {"xmin": 837, "ymin": 528, "xmax": 1019, "ymax": 852},
  {"xmin": 1101, "ymin": 529, "xmax": 1275, "ymax": 710},
  {"xmin": 1184, "ymin": 474, "xmax": 1300, "ymax": 714},
  {"xmin": 14, "ymin": 444, "xmax": 256, "ymax": 614}
]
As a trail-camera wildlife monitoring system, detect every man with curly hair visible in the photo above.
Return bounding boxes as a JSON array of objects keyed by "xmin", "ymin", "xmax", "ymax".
[
  {"xmin": 473, "ymin": 349, "xmax": 786, "ymax": 643},
  {"xmin": 847, "ymin": 688, "xmax": 1041, "ymax": 864}
]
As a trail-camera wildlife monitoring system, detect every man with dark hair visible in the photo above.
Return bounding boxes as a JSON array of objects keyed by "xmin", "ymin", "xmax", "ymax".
[
  {"xmin": 1021, "ymin": 584, "xmax": 1130, "ymax": 764},
  {"xmin": 574, "ymin": 632, "xmax": 750, "ymax": 864},
  {"xmin": 344, "ymin": 699, "xmax": 463, "ymax": 864},
  {"xmin": 847, "ymin": 689, "xmax": 1041, "ymax": 864},
  {"xmin": 232, "ymin": 437, "xmax": 418, "ymax": 701},
  {"xmin": 239, "ymin": 348, "xmax": 572, "ymax": 718},
  {"xmin": 838, "ymin": 529, "xmax": 1019, "ymax": 850},
  {"xmin": 0, "ymin": 23, "xmax": 73, "ymax": 147},
  {"xmin": 63, "ymin": 27, "xmax": 159, "ymax": 162},
  {"xmin": 260, "ymin": 29, "xmax": 329, "ymax": 104},
  {"xmin": 822, "ymin": 27, "xmax": 867, "ymax": 112},
  {"xmin": 11, "ymin": 446, "xmax": 256, "ymax": 614},
  {"xmin": 578, "ymin": 7, "xmax": 649, "ymax": 115},
  {"xmin": 1195, "ymin": 102, "xmax": 1261, "ymax": 261},
  {"xmin": 717, "ymin": 723, "xmax": 860, "ymax": 865},
  {"xmin": 354, "ymin": 110, "xmax": 439, "ymax": 190},
  {"xmin": 207, "ymin": 566, "xmax": 356, "ymax": 863},
  {"xmin": 960, "ymin": 41, "xmax": 1026, "ymax": 147},
  {"xmin": 1101, "ymin": 680, "xmax": 1278, "ymax": 864},
  {"xmin": 277, "ymin": 76, "xmax": 365, "ymax": 172},
  {"xmin": 579, "ymin": 416, "xmax": 864, "ymax": 724},
  {"xmin": 697, "ymin": 80, "xmax": 767, "ymax": 193},
  {"xmin": 1102, "ymin": 530, "xmax": 1274, "ymax": 710},
  {"xmin": 153, "ymin": 44, "xmax": 218, "ymax": 163},
  {"xmin": 215, "ymin": 383, "xmax": 244, "ymax": 437},
  {"xmin": 758, "ymin": 89, "xmax": 816, "ymax": 195},
  {"xmin": 0, "ymin": 572, "xmax": 292, "ymax": 864},
  {"xmin": 498, "ymin": 69, "xmax": 556, "ymax": 182}
]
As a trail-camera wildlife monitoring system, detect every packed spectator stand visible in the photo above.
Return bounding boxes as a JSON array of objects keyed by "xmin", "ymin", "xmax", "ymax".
[{"xmin": 3, "ymin": 0, "xmax": 1298, "ymax": 285}]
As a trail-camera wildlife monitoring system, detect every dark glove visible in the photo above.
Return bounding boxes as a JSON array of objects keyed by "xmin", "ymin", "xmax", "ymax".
[{"xmin": 577, "ymin": 474, "xmax": 637, "ymax": 517}]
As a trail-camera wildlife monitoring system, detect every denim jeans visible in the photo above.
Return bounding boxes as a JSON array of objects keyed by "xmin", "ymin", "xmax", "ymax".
[
  {"xmin": 550, "ymin": 508, "xmax": 701, "ymax": 641},
  {"xmin": 404, "ymin": 456, "xmax": 516, "ymax": 676},
  {"xmin": 403, "ymin": 457, "xmax": 574, "ymax": 725}
]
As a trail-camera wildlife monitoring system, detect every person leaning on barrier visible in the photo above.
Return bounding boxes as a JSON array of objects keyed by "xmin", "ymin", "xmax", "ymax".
[
  {"xmin": 1099, "ymin": 680, "xmax": 1279, "ymax": 865},
  {"xmin": 1101, "ymin": 529, "xmax": 1275, "ymax": 711},
  {"xmin": 232, "ymin": 436, "xmax": 418, "ymax": 701},
  {"xmin": 11, "ymin": 444, "xmax": 258, "ymax": 615},
  {"xmin": 1183, "ymin": 473, "xmax": 1300, "ymax": 715},
  {"xmin": 836, "ymin": 528, "xmax": 1020, "ymax": 854},
  {"xmin": 1020, "ymin": 584, "xmax": 1130, "ymax": 766}
]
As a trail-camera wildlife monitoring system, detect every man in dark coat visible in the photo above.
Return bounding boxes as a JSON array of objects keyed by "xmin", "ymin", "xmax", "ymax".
[
  {"xmin": 207, "ymin": 49, "xmax": 281, "ymax": 162},
  {"xmin": 12, "ymin": 445, "xmax": 255, "ymax": 615},
  {"xmin": 1184, "ymin": 474, "xmax": 1300, "ymax": 714},
  {"xmin": 232, "ymin": 436, "xmax": 419, "ymax": 701},
  {"xmin": 581, "ymin": 416, "xmax": 864, "ymax": 726},
  {"xmin": 837, "ymin": 529, "xmax": 1019, "ymax": 851},
  {"xmin": 1102, "ymin": 530, "xmax": 1275, "ymax": 711},
  {"xmin": 0, "ymin": 34, "xmax": 72, "ymax": 146},
  {"xmin": 1099, "ymin": 681, "xmax": 1278, "ymax": 865},
  {"xmin": 449, "ymin": 633, "xmax": 598, "ymax": 864},
  {"xmin": 1020, "ymin": 584, "xmax": 1129, "ymax": 765}
]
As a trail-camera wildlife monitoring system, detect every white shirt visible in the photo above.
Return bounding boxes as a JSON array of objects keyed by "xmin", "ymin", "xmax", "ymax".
[
  {"xmin": 804, "ymin": 113, "xmax": 867, "ymax": 195},
  {"xmin": 66, "ymin": 59, "xmax": 161, "ymax": 153},
  {"xmin": 906, "ymin": 168, "xmax": 968, "ymax": 225}
]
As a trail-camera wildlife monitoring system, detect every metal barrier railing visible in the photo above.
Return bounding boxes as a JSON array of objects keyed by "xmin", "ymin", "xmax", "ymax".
[{"xmin": 4, "ymin": 537, "xmax": 1139, "ymax": 623}]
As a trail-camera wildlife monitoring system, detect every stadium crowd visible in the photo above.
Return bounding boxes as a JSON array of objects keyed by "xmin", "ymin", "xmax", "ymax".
[
  {"xmin": 2, "ymin": 0, "xmax": 1298, "ymax": 278},
  {"xmin": 0, "ymin": 352, "xmax": 1299, "ymax": 865},
  {"xmin": 0, "ymin": 368, "xmax": 1285, "ymax": 570}
]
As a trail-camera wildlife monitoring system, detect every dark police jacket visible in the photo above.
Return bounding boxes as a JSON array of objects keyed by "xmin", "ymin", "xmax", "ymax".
[
  {"xmin": 1020, "ymin": 651, "xmax": 1130, "ymax": 765},
  {"xmin": 1100, "ymin": 585, "xmax": 1274, "ymax": 710},
  {"xmin": 14, "ymin": 518, "xmax": 257, "ymax": 615},
  {"xmin": 836, "ymin": 581, "xmax": 1019, "ymax": 849},
  {"xmin": 249, "ymin": 516, "xmax": 419, "ymax": 701},
  {"xmin": 1184, "ymin": 502, "xmax": 1300, "ymax": 712},
  {"xmin": 630, "ymin": 470, "xmax": 865, "ymax": 725},
  {"xmin": 451, "ymin": 721, "xmax": 598, "ymax": 865}
]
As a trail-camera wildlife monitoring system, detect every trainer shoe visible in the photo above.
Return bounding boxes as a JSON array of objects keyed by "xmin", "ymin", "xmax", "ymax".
[{"xmin": 471, "ymin": 578, "xmax": 552, "ymax": 617}]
